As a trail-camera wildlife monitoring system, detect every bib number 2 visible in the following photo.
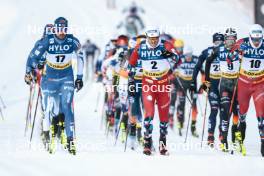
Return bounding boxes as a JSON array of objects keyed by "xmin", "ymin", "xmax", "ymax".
[{"xmin": 151, "ymin": 61, "xmax": 158, "ymax": 69}]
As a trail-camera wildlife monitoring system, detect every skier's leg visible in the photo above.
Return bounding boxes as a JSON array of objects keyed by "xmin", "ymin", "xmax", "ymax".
[
  {"xmin": 60, "ymin": 78, "xmax": 75, "ymax": 154},
  {"xmin": 191, "ymin": 90, "xmax": 198, "ymax": 137},
  {"xmin": 156, "ymin": 81, "xmax": 170, "ymax": 155},
  {"xmin": 252, "ymin": 82, "xmax": 264, "ymax": 156},
  {"xmin": 219, "ymin": 79, "xmax": 232, "ymax": 151},
  {"xmin": 237, "ymin": 79, "xmax": 252, "ymax": 142},
  {"xmin": 142, "ymin": 78, "xmax": 155, "ymax": 155},
  {"xmin": 207, "ymin": 80, "xmax": 220, "ymax": 145},
  {"xmin": 176, "ymin": 89, "xmax": 185, "ymax": 134},
  {"xmin": 231, "ymin": 93, "xmax": 239, "ymax": 144}
]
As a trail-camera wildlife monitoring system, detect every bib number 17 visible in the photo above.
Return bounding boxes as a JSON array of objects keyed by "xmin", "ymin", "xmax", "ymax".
[{"xmin": 56, "ymin": 55, "xmax": 65, "ymax": 63}]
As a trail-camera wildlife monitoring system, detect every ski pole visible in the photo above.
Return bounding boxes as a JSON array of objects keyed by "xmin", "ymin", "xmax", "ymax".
[
  {"xmin": 201, "ymin": 95, "xmax": 208, "ymax": 148},
  {"xmin": 24, "ymin": 83, "xmax": 35, "ymax": 136},
  {"xmin": 0, "ymin": 95, "xmax": 6, "ymax": 109},
  {"xmin": 124, "ymin": 124, "xmax": 130, "ymax": 152},
  {"xmin": 94, "ymin": 89, "xmax": 101, "ymax": 112},
  {"xmin": 29, "ymin": 85, "xmax": 41, "ymax": 145},
  {"xmin": 0, "ymin": 107, "xmax": 4, "ymax": 121},
  {"xmin": 114, "ymin": 111, "xmax": 123, "ymax": 146},
  {"xmin": 184, "ymin": 105, "xmax": 192, "ymax": 143}
]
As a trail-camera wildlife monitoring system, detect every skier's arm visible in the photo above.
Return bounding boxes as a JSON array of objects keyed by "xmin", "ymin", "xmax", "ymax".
[
  {"xmin": 73, "ymin": 37, "xmax": 84, "ymax": 79},
  {"xmin": 192, "ymin": 49, "xmax": 207, "ymax": 82},
  {"xmin": 164, "ymin": 41, "xmax": 181, "ymax": 65},
  {"xmin": 25, "ymin": 38, "xmax": 49, "ymax": 74}
]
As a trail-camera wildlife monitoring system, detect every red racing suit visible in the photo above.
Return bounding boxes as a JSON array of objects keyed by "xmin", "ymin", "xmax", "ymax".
[
  {"xmin": 129, "ymin": 39, "xmax": 180, "ymax": 122},
  {"xmin": 235, "ymin": 37, "xmax": 264, "ymax": 142}
]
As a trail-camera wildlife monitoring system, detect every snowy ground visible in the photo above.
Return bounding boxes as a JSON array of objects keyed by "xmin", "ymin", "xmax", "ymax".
[{"xmin": 0, "ymin": 0, "xmax": 263, "ymax": 175}]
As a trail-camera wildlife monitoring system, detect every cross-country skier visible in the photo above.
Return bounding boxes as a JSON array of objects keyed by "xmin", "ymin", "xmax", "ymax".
[
  {"xmin": 169, "ymin": 39, "xmax": 184, "ymax": 130},
  {"xmin": 191, "ymin": 32, "xmax": 224, "ymax": 146},
  {"xmin": 24, "ymin": 17, "xmax": 84, "ymax": 155},
  {"xmin": 204, "ymin": 28, "xmax": 240, "ymax": 152},
  {"xmin": 176, "ymin": 46, "xmax": 199, "ymax": 137},
  {"xmin": 82, "ymin": 39, "xmax": 100, "ymax": 81},
  {"xmin": 129, "ymin": 27, "xmax": 181, "ymax": 155},
  {"xmin": 127, "ymin": 35, "xmax": 146, "ymax": 147},
  {"xmin": 231, "ymin": 24, "xmax": 264, "ymax": 156}
]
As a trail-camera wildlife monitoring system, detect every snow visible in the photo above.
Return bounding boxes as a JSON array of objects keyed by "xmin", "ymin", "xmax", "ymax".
[{"xmin": 0, "ymin": 0, "xmax": 263, "ymax": 176}]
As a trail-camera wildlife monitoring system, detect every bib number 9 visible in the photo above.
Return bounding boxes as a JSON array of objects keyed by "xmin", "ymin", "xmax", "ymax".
[{"xmin": 227, "ymin": 63, "xmax": 233, "ymax": 70}]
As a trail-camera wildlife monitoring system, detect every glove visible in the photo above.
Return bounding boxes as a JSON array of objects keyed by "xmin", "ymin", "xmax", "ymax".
[
  {"xmin": 200, "ymin": 81, "xmax": 211, "ymax": 92},
  {"xmin": 128, "ymin": 78, "xmax": 136, "ymax": 97},
  {"xmin": 37, "ymin": 62, "xmax": 45, "ymax": 70},
  {"xmin": 24, "ymin": 73, "xmax": 33, "ymax": 85},
  {"xmin": 75, "ymin": 79, "xmax": 83, "ymax": 91},
  {"xmin": 161, "ymin": 50, "xmax": 173, "ymax": 58},
  {"xmin": 190, "ymin": 81, "xmax": 196, "ymax": 92}
]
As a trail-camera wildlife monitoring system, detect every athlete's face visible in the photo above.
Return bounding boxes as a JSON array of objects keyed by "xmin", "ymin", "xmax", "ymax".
[
  {"xmin": 147, "ymin": 37, "xmax": 159, "ymax": 47},
  {"xmin": 213, "ymin": 40, "xmax": 223, "ymax": 47},
  {"xmin": 55, "ymin": 23, "xmax": 67, "ymax": 39},
  {"xmin": 224, "ymin": 36, "xmax": 236, "ymax": 50},
  {"xmin": 185, "ymin": 53, "xmax": 192, "ymax": 62},
  {"xmin": 250, "ymin": 36, "xmax": 262, "ymax": 47}
]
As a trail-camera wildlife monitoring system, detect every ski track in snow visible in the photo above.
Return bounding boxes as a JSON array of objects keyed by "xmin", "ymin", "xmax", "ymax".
[{"xmin": 0, "ymin": 0, "xmax": 263, "ymax": 175}]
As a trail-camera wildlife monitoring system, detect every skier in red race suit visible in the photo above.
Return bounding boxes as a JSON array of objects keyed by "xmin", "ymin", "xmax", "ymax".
[
  {"xmin": 231, "ymin": 24, "xmax": 264, "ymax": 157},
  {"xmin": 129, "ymin": 27, "xmax": 181, "ymax": 155}
]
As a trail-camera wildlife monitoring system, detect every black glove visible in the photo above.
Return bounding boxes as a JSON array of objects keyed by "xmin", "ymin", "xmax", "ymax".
[
  {"xmin": 162, "ymin": 50, "xmax": 173, "ymax": 58},
  {"xmin": 190, "ymin": 81, "xmax": 196, "ymax": 92},
  {"xmin": 37, "ymin": 62, "xmax": 45, "ymax": 70},
  {"xmin": 128, "ymin": 78, "xmax": 136, "ymax": 97},
  {"xmin": 24, "ymin": 72, "xmax": 33, "ymax": 85},
  {"xmin": 75, "ymin": 79, "xmax": 83, "ymax": 91}
]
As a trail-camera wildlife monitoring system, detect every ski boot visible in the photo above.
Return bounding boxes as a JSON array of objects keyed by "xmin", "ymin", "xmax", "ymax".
[
  {"xmin": 60, "ymin": 122, "xmax": 67, "ymax": 149},
  {"xmin": 191, "ymin": 120, "xmax": 199, "ymax": 138},
  {"xmin": 136, "ymin": 123, "xmax": 143, "ymax": 145},
  {"xmin": 219, "ymin": 132, "xmax": 228, "ymax": 152},
  {"xmin": 177, "ymin": 121, "xmax": 183, "ymax": 136},
  {"xmin": 67, "ymin": 137, "xmax": 76, "ymax": 155},
  {"xmin": 235, "ymin": 131, "xmax": 246, "ymax": 156},
  {"xmin": 207, "ymin": 133, "xmax": 215, "ymax": 148},
  {"xmin": 41, "ymin": 131, "xmax": 50, "ymax": 150},
  {"xmin": 129, "ymin": 123, "xmax": 137, "ymax": 150},
  {"xmin": 159, "ymin": 122, "xmax": 169, "ymax": 155},
  {"xmin": 107, "ymin": 113, "xmax": 115, "ymax": 134},
  {"xmin": 159, "ymin": 135, "xmax": 169, "ymax": 155},
  {"xmin": 143, "ymin": 117, "xmax": 153, "ymax": 155},
  {"xmin": 56, "ymin": 113, "xmax": 65, "ymax": 138},
  {"xmin": 120, "ymin": 122, "xmax": 126, "ymax": 143},
  {"xmin": 49, "ymin": 125, "xmax": 56, "ymax": 154},
  {"xmin": 230, "ymin": 124, "xmax": 238, "ymax": 154},
  {"xmin": 120, "ymin": 114, "xmax": 128, "ymax": 143},
  {"xmin": 143, "ymin": 137, "xmax": 152, "ymax": 155}
]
